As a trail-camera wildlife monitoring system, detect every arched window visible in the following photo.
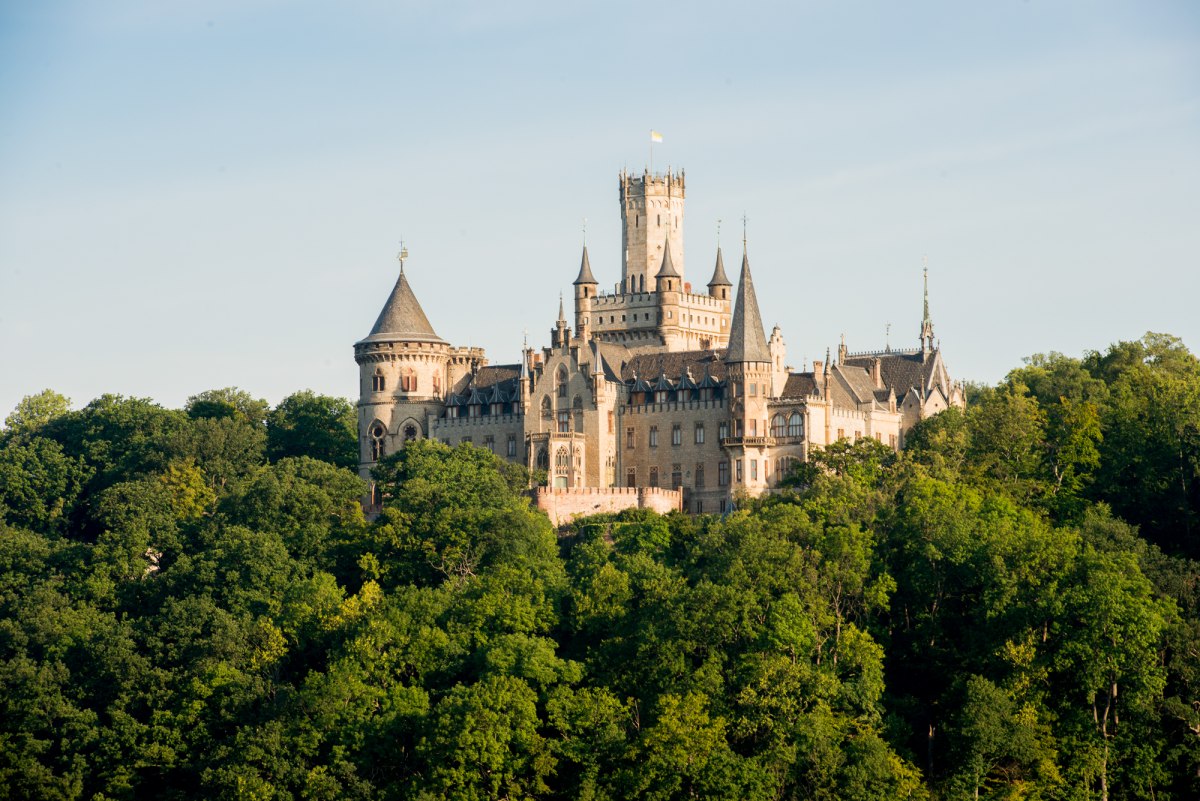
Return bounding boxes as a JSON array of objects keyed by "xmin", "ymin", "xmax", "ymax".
[
  {"xmin": 556, "ymin": 447, "xmax": 569, "ymax": 469},
  {"xmin": 401, "ymin": 367, "xmax": 417, "ymax": 392},
  {"xmin": 372, "ymin": 369, "xmax": 386, "ymax": 392},
  {"xmin": 432, "ymin": 373, "xmax": 442, "ymax": 395},
  {"xmin": 557, "ymin": 366, "xmax": 569, "ymax": 398},
  {"xmin": 771, "ymin": 414, "xmax": 786, "ymax": 437},
  {"xmin": 541, "ymin": 395, "xmax": 552, "ymax": 418},
  {"xmin": 536, "ymin": 448, "xmax": 549, "ymax": 471},
  {"xmin": 788, "ymin": 412, "xmax": 803, "ymax": 437},
  {"xmin": 369, "ymin": 422, "xmax": 386, "ymax": 461}
]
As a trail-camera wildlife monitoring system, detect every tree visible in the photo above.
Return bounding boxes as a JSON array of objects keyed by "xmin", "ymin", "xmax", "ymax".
[
  {"xmin": 2, "ymin": 389, "xmax": 72, "ymax": 441},
  {"xmin": 267, "ymin": 390, "xmax": 358, "ymax": 468}
]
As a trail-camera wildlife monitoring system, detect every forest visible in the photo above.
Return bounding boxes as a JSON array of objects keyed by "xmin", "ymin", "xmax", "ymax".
[{"xmin": 1, "ymin": 332, "xmax": 1198, "ymax": 800}]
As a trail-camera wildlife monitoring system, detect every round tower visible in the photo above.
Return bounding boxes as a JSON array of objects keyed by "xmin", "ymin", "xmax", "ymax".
[{"xmin": 354, "ymin": 252, "xmax": 450, "ymax": 485}]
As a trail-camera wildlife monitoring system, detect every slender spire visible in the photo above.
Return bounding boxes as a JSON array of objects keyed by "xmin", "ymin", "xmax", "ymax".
[
  {"xmin": 557, "ymin": 292, "xmax": 567, "ymax": 324},
  {"xmin": 920, "ymin": 256, "xmax": 935, "ymax": 354},
  {"xmin": 725, "ymin": 247, "xmax": 770, "ymax": 363},
  {"xmin": 656, "ymin": 238, "xmax": 681, "ymax": 278},
  {"xmin": 707, "ymin": 246, "xmax": 731, "ymax": 289},
  {"xmin": 573, "ymin": 244, "xmax": 597, "ymax": 285},
  {"xmin": 360, "ymin": 253, "xmax": 444, "ymax": 344}
]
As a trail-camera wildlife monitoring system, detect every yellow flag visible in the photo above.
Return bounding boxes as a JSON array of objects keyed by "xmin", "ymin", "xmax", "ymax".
[{"xmin": 650, "ymin": 130, "xmax": 663, "ymax": 143}]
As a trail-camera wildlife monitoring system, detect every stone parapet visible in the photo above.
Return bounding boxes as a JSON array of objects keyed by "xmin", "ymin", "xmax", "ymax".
[{"xmin": 531, "ymin": 486, "xmax": 683, "ymax": 528}]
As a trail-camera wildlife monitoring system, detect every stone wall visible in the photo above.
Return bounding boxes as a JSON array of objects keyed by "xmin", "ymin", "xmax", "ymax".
[{"xmin": 531, "ymin": 486, "xmax": 683, "ymax": 528}]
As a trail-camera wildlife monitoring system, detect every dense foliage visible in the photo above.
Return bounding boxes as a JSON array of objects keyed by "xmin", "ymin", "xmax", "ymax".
[{"xmin": 0, "ymin": 334, "xmax": 1197, "ymax": 800}]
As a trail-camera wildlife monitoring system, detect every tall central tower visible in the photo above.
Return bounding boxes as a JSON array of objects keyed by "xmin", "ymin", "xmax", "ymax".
[{"xmin": 619, "ymin": 169, "xmax": 685, "ymax": 294}]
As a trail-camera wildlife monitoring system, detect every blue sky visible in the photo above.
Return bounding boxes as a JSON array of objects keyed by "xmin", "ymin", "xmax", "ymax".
[{"xmin": 2, "ymin": 1, "xmax": 1197, "ymax": 417}]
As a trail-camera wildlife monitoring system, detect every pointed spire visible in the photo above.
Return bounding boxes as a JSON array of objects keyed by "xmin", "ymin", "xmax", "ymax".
[
  {"xmin": 725, "ymin": 247, "xmax": 771, "ymax": 363},
  {"xmin": 361, "ymin": 259, "xmax": 444, "ymax": 344},
  {"xmin": 573, "ymin": 245, "xmax": 597, "ymax": 285},
  {"xmin": 557, "ymin": 292, "xmax": 567, "ymax": 325},
  {"xmin": 707, "ymin": 246, "xmax": 731, "ymax": 289},
  {"xmin": 920, "ymin": 257, "xmax": 935, "ymax": 354},
  {"xmin": 656, "ymin": 238, "xmax": 681, "ymax": 278},
  {"xmin": 592, "ymin": 338, "xmax": 603, "ymax": 376}
]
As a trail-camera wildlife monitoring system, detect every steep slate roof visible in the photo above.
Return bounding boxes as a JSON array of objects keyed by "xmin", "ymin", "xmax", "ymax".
[
  {"xmin": 474, "ymin": 365, "xmax": 521, "ymax": 389},
  {"xmin": 844, "ymin": 351, "xmax": 936, "ymax": 396},
  {"xmin": 780, "ymin": 373, "xmax": 820, "ymax": 399},
  {"xmin": 361, "ymin": 270, "xmax": 444, "ymax": 344},
  {"xmin": 621, "ymin": 349, "xmax": 727, "ymax": 384},
  {"xmin": 833, "ymin": 364, "xmax": 883, "ymax": 407},
  {"xmin": 707, "ymin": 247, "xmax": 731, "ymax": 288},
  {"xmin": 656, "ymin": 239, "xmax": 681, "ymax": 278},
  {"xmin": 573, "ymin": 246, "xmax": 597, "ymax": 285},
  {"xmin": 725, "ymin": 249, "xmax": 771, "ymax": 363}
]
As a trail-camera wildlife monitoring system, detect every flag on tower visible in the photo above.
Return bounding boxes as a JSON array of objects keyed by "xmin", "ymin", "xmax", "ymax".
[{"xmin": 650, "ymin": 130, "xmax": 663, "ymax": 143}]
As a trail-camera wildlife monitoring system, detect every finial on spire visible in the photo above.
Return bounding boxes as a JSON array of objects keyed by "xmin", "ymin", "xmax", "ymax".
[
  {"xmin": 582, "ymin": 217, "xmax": 587, "ymax": 246},
  {"xmin": 397, "ymin": 240, "xmax": 408, "ymax": 274},
  {"xmin": 716, "ymin": 218, "xmax": 722, "ymax": 245},
  {"xmin": 741, "ymin": 214, "xmax": 748, "ymax": 253},
  {"xmin": 922, "ymin": 255, "xmax": 930, "ymax": 325},
  {"xmin": 558, "ymin": 292, "xmax": 566, "ymax": 324}
]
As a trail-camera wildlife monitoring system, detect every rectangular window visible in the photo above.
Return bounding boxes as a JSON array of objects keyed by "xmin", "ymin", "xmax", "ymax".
[
  {"xmin": 719, "ymin": 421, "xmax": 729, "ymax": 440},
  {"xmin": 483, "ymin": 435, "xmax": 495, "ymax": 453},
  {"xmin": 695, "ymin": 463, "xmax": 705, "ymax": 488},
  {"xmin": 608, "ymin": 410, "xmax": 614, "ymax": 434},
  {"xmin": 720, "ymin": 499, "xmax": 728, "ymax": 513},
  {"xmin": 649, "ymin": 466, "xmax": 659, "ymax": 487},
  {"xmin": 736, "ymin": 459, "xmax": 743, "ymax": 482},
  {"xmin": 718, "ymin": 461, "xmax": 729, "ymax": 486},
  {"xmin": 749, "ymin": 419, "xmax": 757, "ymax": 436},
  {"xmin": 672, "ymin": 464, "xmax": 682, "ymax": 488},
  {"xmin": 627, "ymin": 468, "xmax": 636, "ymax": 487},
  {"xmin": 750, "ymin": 459, "xmax": 758, "ymax": 481},
  {"xmin": 735, "ymin": 420, "xmax": 743, "ymax": 437},
  {"xmin": 671, "ymin": 424, "xmax": 682, "ymax": 446},
  {"xmin": 627, "ymin": 428, "xmax": 635, "ymax": 449},
  {"xmin": 695, "ymin": 500, "xmax": 703, "ymax": 514},
  {"xmin": 462, "ymin": 436, "xmax": 472, "ymax": 445},
  {"xmin": 649, "ymin": 426, "xmax": 658, "ymax": 447},
  {"xmin": 695, "ymin": 423, "xmax": 705, "ymax": 444},
  {"xmin": 750, "ymin": 382, "xmax": 757, "ymax": 397},
  {"xmin": 890, "ymin": 434, "xmax": 897, "ymax": 449},
  {"xmin": 558, "ymin": 411, "xmax": 569, "ymax": 433},
  {"xmin": 507, "ymin": 435, "xmax": 517, "ymax": 457},
  {"xmin": 837, "ymin": 428, "xmax": 845, "ymax": 440}
]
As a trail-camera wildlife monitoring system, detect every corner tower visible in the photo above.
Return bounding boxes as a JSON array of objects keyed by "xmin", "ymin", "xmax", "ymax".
[
  {"xmin": 619, "ymin": 168, "xmax": 685, "ymax": 294},
  {"xmin": 354, "ymin": 251, "xmax": 452, "ymax": 486}
]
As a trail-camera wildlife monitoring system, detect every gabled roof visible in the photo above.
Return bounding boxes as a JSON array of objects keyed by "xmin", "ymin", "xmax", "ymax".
[
  {"xmin": 361, "ymin": 270, "xmax": 444, "ymax": 344},
  {"xmin": 725, "ymin": 249, "xmax": 770, "ymax": 363},
  {"xmin": 622, "ymin": 350, "xmax": 727, "ymax": 384},
  {"xmin": 573, "ymin": 245, "xmax": 597, "ymax": 285}
]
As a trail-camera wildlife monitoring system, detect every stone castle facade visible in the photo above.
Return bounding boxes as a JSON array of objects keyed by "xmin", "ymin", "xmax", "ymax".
[{"xmin": 355, "ymin": 169, "xmax": 965, "ymax": 518}]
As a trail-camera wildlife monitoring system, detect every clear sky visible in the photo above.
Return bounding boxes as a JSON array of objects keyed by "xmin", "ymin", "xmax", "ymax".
[{"xmin": 2, "ymin": 1, "xmax": 1197, "ymax": 417}]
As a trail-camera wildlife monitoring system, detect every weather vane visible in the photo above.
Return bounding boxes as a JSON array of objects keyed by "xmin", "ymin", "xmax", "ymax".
[
  {"xmin": 397, "ymin": 240, "xmax": 408, "ymax": 273},
  {"xmin": 716, "ymin": 218, "xmax": 722, "ymax": 245},
  {"xmin": 582, "ymin": 217, "xmax": 587, "ymax": 245},
  {"xmin": 741, "ymin": 214, "xmax": 748, "ymax": 248}
]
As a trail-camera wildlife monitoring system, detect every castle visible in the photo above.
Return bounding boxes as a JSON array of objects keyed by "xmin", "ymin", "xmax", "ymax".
[{"xmin": 355, "ymin": 169, "xmax": 965, "ymax": 520}]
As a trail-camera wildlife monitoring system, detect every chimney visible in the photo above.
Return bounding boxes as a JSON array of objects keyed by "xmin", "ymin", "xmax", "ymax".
[{"xmin": 872, "ymin": 358, "xmax": 882, "ymax": 388}]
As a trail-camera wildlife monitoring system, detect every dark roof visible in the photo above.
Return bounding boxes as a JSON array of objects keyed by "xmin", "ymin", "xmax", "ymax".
[
  {"xmin": 474, "ymin": 364, "xmax": 521, "ymax": 389},
  {"xmin": 621, "ymin": 350, "xmax": 727, "ymax": 384},
  {"xmin": 725, "ymin": 250, "xmax": 770, "ymax": 363},
  {"xmin": 844, "ymin": 351, "xmax": 932, "ymax": 394},
  {"xmin": 707, "ymin": 247, "xmax": 731, "ymax": 287},
  {"xmin": 573, "ymin": 246, "xmax": 597, "ymax": 285},
  {"xmin": 361, "ymin": 270, "xmax": 444, "ymax": 344},
  {"xmin": 780, "ymin": 373, "xmax": 820, "ymax": 398},
  {"xmin": 656, "ymin": 239, "xmax": 681, "ymax": 278}
]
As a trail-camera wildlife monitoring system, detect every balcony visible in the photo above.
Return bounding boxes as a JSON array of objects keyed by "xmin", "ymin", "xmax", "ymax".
[{"xmin": 720, "ymin": 436, "xmax": 772, "ymax": 447}]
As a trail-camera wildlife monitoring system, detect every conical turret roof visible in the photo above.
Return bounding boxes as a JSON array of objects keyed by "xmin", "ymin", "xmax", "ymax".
[
  {"xmin": 725, "ymin": 248, "xmax": 770, "ymax": 363},
  {"xmin": 707, "ymin": 246, "xmax": 731, "ymax": 288},
  {"xmin": 573, "ymin": 245, "xmax": 597, "ymax": 285},
  {"xmin": 360, "ymin": 269, "xmax": 444, "ymax": 344},
  {"xmin": 656, "ymin": 239, "xmax": 681, "ymax": 278}
]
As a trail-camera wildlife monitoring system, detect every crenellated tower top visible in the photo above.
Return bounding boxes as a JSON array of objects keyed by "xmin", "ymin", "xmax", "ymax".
[{"xmin": 619, "ymin": 168, "xmax": 685, "ymax": 294}]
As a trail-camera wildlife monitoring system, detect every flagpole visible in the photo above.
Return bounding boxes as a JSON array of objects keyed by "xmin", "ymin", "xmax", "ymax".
[{"xmin": 649, "ymin": 129, "xmax": 654, "ymax": 174}]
